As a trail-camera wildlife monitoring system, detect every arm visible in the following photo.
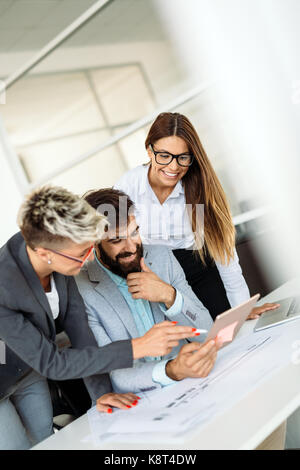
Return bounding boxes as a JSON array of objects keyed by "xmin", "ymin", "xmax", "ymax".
[
  {"xmin": 215, "ymin": 248, "xmax": 250, "ymax": 307},
  {"xmin": 127, "ymin": 254, "xmax": 213, "ymax": 334},
  {"xmin": 85, "ymin": 299, "xmax": 171, "ymax": 394},
  {"xmin": 159, "ymin": 249, "xmax": 214, "ymax": 333},
  {"xmin": 213, "ymin": 250, "xmax": 279, "ymax": 318},
  {"xmin": 111, "ymin": 361, "xmax": 166, "ymax": 394},
  {"xmin": 61, "ymin": 277, "xmax": 117, "ymax": 401},
  {"xmin": 0, "ymin": 299, "xmax": 133, "ymax": 383}
]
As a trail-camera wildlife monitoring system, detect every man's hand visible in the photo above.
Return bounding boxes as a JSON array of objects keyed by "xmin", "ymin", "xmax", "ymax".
[
  {"xmin": 126, "ymin": 258, "xmax": 176, "ymax": 308},
  {"xmin": 166, "ymin": 340, "xmax": 217, "ymax": 381},
  {"xmin": 247, "ymin": 302, "xmax": 280, "ymax": 320},
  {"xmin": 96, "ymin": 392, "xmax": 141, "ymax": 413}
]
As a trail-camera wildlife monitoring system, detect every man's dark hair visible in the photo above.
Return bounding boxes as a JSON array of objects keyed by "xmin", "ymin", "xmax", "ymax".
[{"xmin": 83, "ymin": 188, "xmax": 135, "ymax": 233}]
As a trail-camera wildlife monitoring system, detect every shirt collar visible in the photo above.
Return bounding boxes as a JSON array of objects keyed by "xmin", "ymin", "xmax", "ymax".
[
  {"xmin": 138, "ymin": 164, "xmax": 150, "ymax": 196},
  {"xmin": 94, "ymin": 251, "xmax": 127, "ymax": 287},
  {"xmin": 169, "ymin": 180, "xmax": 185, "ymax": 198}
]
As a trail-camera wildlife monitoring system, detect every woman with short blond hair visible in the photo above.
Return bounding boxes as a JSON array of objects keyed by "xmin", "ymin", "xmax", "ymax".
[{"xmin": 0, "ymin": 184, "xmax": 194, "ymax": 449}]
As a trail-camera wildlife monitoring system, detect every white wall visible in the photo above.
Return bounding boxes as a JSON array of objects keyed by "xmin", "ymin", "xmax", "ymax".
[
  {"xmin": 155, "ymin": 0, "xmax": 300, "ymax": 281},
  {"xmin": 0, "ymin": 38, "xmax": 187, "ymax": 239},
  {"xmin": 0, "ymin": 139, "xmax": 23, "ymax": 246},
  {"xmin": 0, "ymin": 41, "xmax": 185, "ymax": 193},
  {"xmin": 0, "ymin": 41, "xmax": 186, "ymax": 104}
]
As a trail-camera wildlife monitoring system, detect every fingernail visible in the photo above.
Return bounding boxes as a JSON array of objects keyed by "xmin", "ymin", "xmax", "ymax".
[
  {"xmin": 171, "ymin": 321, "xmax": 178, "ymax": 324},
  {"xmin": 107, "ymin": 408, "xmax": 112, "ymax": 413},
  {"xmin": 137, "ymin": 397, "xmax": 141, "ymax": 400},
  {"xmin": 132, "ymin": 401, "xmax": 138, "ymax": 406},
  {"xmin": 126, "ymin": 405, "xmax": 131, "ymax": 408},
  {"xmin": 192, "ymin": 328, "xmax": 197, "ymax": 332},
  {"xmin": 194, "ymin": 333, "xmax": 200, "ymax": 336}
]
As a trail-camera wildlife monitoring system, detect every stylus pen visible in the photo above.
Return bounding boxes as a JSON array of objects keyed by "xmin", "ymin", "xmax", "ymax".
[{"xmin": 194, "ymin": 329, "xmax": 208, "ymax": 334}]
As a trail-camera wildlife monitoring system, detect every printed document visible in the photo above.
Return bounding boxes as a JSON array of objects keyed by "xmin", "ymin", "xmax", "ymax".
[{"xmin": 88, "ymin": 328, "xmax": 288, "ymax": 446}]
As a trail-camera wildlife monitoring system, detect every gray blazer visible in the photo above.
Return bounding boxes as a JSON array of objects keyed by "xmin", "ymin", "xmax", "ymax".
[
  {"xmin": 0, "ymin": 232, "xmax": 133, "ymax": 402},
  {"xmin": 76, "ymin": 245, "xmax": 213, "ymax": 393}
]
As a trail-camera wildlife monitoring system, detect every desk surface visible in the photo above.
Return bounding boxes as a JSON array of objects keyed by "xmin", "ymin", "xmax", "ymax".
[{"xmin": 33, "ymin": 278, "xmax": 300, "ymax": 450}]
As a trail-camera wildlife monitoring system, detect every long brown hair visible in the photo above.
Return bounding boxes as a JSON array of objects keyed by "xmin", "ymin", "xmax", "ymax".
[{"xmin": 145, "ymin": 112, "xmax": 235, "ymax": 265}]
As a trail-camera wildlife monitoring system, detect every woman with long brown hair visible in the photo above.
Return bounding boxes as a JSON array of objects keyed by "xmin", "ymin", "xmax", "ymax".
[{"xmin": 114, "ymin": 112, "xmax": 278, "ymax": 320}]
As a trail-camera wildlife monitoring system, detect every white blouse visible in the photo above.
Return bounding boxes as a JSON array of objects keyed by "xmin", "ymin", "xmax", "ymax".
[
  {"xmin": 114, "ymin": 164, "xmax": 250, "ymax": 308},
  {"xmin": 45, "ymin": 274, "xmax": 60, "ymax": 320}
]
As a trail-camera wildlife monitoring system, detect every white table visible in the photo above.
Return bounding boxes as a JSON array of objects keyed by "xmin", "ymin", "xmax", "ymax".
[{"xmin": 33, "ymin": 278, "xmax": 300, "ymax": 450}]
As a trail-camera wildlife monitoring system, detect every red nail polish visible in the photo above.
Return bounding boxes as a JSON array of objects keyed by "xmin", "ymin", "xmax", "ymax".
[
  {"xmin": 107, "ymin": 408, "xmax": 112, "ymax": 413},
  {"xmin": 192, "ymin": 328, "xmax": 197, "ymax": 332},
  {"xmin": 126, "ymin": 405, "xmax": 131, "ymax": 408},
  {"xmin": 171, "ymin": 321, "xmax": 178, "ymax": 324},
  {"xmin": 137, "ymin": 397, "xmax": 141, "ymax": 400},
  {"xmin": 195, "ymin": 333, "xmax": 200, "ymax": 336}
]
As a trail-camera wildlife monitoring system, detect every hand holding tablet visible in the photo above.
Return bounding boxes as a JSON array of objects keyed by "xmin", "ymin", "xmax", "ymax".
[{"xmin": 204, "ymin": 294, "xmax": 260, "ymax": 349}]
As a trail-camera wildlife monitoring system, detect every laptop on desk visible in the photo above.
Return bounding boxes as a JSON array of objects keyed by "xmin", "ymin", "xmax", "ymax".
[{"xmin": 254, "ymin": 295, "xmax": 300, "ymax": 332}]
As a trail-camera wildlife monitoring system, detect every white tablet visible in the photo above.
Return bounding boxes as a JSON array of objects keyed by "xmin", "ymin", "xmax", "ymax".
[{"xmin": 205, "ymin": 294, "xmax": 260, "ymax": 348}]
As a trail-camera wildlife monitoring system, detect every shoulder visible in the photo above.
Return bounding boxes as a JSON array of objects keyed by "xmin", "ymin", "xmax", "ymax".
[
  {"xmin": 114, "ymin": 164, "xmax": 148, "ymax": 194},
  {"xmin": 0, "ymin": 232, "xmax": 21, "ymax": 262},
  {"xmin": 0, "ymin": 233, "xmax": 38, "ymax": 308},
  {"xmin": 75, "ymin": 268, "xmax": 94, "ymax": 295},
  {"xmin": 143, "ymin": 245, "xmax": 181, "ymax": 283},
  {"xmin": 0, "ymin": 232, "xmax": 23, "ymax": 283},
  {"xmin": 75, "ymin": 263, "xmax": 110, "ymax": 300},
  {"xmin": 143, "ymin": 244, "xmax": 173, "ymax": 265}
]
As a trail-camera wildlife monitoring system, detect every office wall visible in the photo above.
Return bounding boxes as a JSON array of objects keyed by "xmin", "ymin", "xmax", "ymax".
[
  {"xmin": 2, "ymin": 0, "xmax": 299, "ymax": 279},
  {"xmin": 0, "ymin": 35, "xmax": 188, "ymax": 242},
  {"xmin": 155, "ymin": 0, "xmax": 300, "ymax": 281},
  {"xmin": 0, "ymin": 41, "xmax": 185, "ymax": 104},
  {"xmin": 0, "ymin": 40, "xmax": 186, "ymax": 194},
  {"xmin": 0, "ymin": 143, "xmax": 22, "ymax": 245},
  {"xmin": 0, "ymin": 37, "xmax": 254, "ymax": 215}
]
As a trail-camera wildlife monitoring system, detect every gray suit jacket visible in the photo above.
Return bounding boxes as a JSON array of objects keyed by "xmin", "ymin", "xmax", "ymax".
[
  {"xmin": 0, "ymin": 232, "xmax": 133, "ymax": 402},
  {"xmin": 76, "ymin": 245, "xmax": 213, "ymax": 393}
]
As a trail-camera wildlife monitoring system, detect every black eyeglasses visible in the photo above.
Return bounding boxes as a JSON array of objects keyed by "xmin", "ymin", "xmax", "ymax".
[{"xmin": 150, "ymin": 144, "xmax": 194, "ymax": 167}]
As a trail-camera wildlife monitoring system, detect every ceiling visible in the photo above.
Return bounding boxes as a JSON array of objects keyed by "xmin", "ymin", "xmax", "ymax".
[{"xmin": 0, "ymin": 0, "xmax": 166, "ymax": 53}]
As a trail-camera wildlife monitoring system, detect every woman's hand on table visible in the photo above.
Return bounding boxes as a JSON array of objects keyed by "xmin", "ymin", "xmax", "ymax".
[
  {"xmin": 96, "ymin": 392, "xmax": 141, "ymax": 413},
  {"xmin": 247, "ymin": 302, "xmax": 280, "ymax": 320}
]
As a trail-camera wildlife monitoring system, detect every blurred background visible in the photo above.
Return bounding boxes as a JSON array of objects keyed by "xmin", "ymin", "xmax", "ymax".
[{"xmin": 0, "ymin": 0, "xmax": 299, "ymax": 297}]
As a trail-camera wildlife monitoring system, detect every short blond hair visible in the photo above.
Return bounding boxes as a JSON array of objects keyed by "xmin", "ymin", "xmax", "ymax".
[{"xmin": 17, "ymin": 185, "xmax": 107, "ymax": 249}]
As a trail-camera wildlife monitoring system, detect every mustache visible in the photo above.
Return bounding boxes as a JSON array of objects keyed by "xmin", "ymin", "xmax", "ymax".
[{"xmin": 117, "ymin": 251, "xmax": 137, "ymax": 259}]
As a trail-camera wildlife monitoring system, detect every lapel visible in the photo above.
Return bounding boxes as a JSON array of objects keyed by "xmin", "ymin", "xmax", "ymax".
[
  {"xmin": 151, "ymin": 302, "xmax": 166, "ymax": 324},
  {"xmin": 12, "ymin": 234, "xmax": 56, "ymax": 338},
  {"xmin": 143, "ymin": 247, "xmax": 166, "ymax": 324},
  {"xmin": 17, "ymin": 238, "xmax": 53, "ymax": 320},
  {"xmin": 87, "ymin": 260, "xmax": 139, "ymax": 338}
]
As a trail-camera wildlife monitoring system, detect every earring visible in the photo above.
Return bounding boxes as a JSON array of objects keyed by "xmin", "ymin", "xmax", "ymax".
[{"xmin": 48, "ymin": 259, "xmax": 52, "ymax": 265}]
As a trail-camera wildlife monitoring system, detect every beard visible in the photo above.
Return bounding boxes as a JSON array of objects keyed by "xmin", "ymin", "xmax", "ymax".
[{"xmin": 97, "ymin": 242, "xmax": 144, "ymax": 279}]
